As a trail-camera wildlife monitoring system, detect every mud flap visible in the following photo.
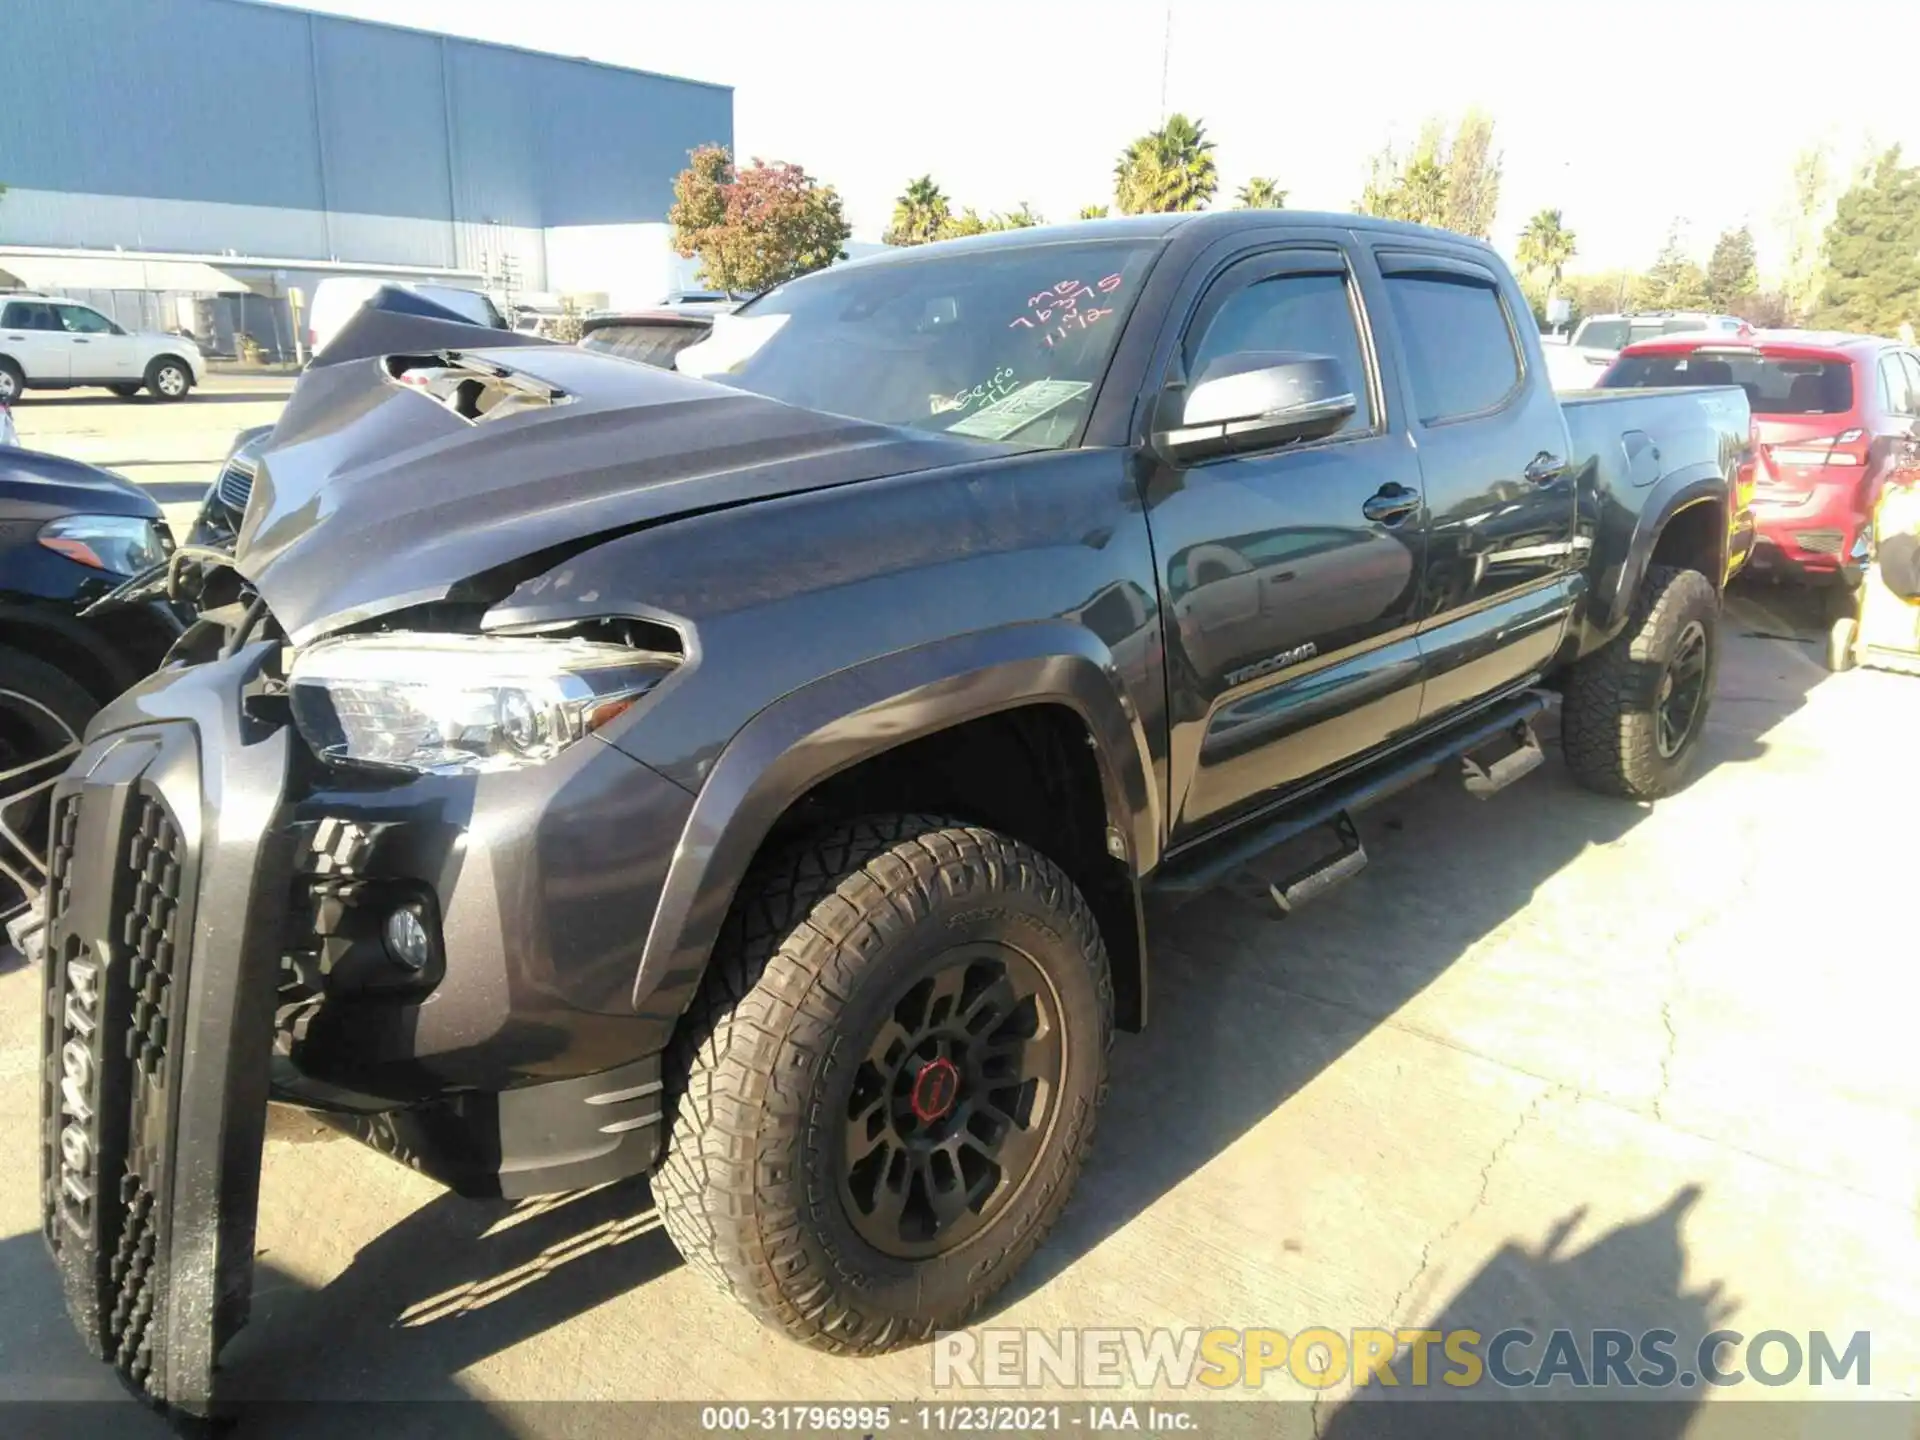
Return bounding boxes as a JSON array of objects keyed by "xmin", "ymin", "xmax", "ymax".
[{"xmin": 39, "ymin": 674, "xmax": 291, "ymax": 1425}]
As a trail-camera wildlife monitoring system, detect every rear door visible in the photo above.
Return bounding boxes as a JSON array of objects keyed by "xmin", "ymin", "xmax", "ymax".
[
  {"xmin": 1144, "ymin": 237, "xmax": 1428, "ymax": 843},
  {"xmin": 1370, "ymin": 248, "xmax": 1580, "ymax": 720},
  {"xmin": 2, "ymin": 300, "xmax": 70, "ymax": 381},
  {"xmin": 55, "ymin": 304, "xmax": 141, "ymax": 381}
]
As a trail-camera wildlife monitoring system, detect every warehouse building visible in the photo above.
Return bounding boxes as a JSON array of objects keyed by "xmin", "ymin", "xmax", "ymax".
[{"xmin": 0, "ymin": 0, "xmax": 732, "ymax": 355}]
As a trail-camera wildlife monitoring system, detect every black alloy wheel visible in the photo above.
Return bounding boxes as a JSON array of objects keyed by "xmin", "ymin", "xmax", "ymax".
[
  {"xmin": 0, "ymin": 656, "xmax": 90, "ymax": 920},
  {"xmin": 841, "ymin": 944, "xmax": 1066, "ymax": 1259},
  {"xmin": 1655, "ymin": 619, "xmax": 1710, "ymax": 759}
]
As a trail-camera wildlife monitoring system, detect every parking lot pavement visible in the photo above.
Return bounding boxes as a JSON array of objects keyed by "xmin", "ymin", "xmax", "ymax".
[
  {"xmin": 0, "ymin": 570, "xmax": 1915, "ymax": 1426},
  {"xmin": 7, "ymin": 372, "xmax": 295, "ymax": 538}
]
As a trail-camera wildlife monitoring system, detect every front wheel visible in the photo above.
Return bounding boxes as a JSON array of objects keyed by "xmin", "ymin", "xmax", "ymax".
[
  {"xmin": 655, "ymin": 815, "xmax": 1113, "ymax": 1354},
  {"xmin": 0, "ymin": 646, "xmax": 95, "ymax": 919},
  {"xmin": 1563, "ymin": 565, "xmax": 1720, "ymax": 800},
  {"xmin": 145, "ymin": 357, "xmax": 191, "ymax": 401}
]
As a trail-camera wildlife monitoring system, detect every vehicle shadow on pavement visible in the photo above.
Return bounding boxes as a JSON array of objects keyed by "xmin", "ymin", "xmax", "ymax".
[
  {"xmin": 1318, "ymin": 1185, "xmax": 1725, "ymax": 1436},
  {"xmin": 1010, "ymin": 607, "xmax": 1827, "ymax": 1306},
  {"xmin": 213, "ymin": 1175, "xmax": 680, "ymax": 1430}
]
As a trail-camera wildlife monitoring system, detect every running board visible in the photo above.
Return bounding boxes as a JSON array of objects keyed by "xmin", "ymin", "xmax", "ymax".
[
  {"xmin": 1461, "ymin": 720, "xmax": 1545, "ymax": 799},
  {"xmin": 1226, "ymin": 811, "xmax": 1368, "ymax": 918},
  {"xmin": 1153, "ymin": 689, "xmax": 1553, "ymax": 909}
]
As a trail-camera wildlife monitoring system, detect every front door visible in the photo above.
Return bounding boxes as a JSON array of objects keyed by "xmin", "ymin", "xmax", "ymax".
[
  {"xmin": 54, "ymin": 304, "xmax": 140, "ymax": 382},
  {"xmin": 1, "ymin": 300, "xmax": 70, "ymax": 382},
  {"xmin": 1369, "ymin": 248, "xmax": 1580, "ymax": 720},
  {"xmin": 1145, "ymin": 243, "xmax": 1428, "ymax": 845}
]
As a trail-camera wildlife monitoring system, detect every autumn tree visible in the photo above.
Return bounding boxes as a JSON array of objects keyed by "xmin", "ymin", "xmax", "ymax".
[
  {"xmin": 1235, "ymin": 177, "xmax": 1287, "ymax": 209},
  {"xmin": 1813, "ymin": 146, "xmax": 1920, "ymax": 335},
  {"xmin": 1704, "ymin": 225, "xmax": 1759, "ymax": 309},
  {"xmin": 1114, "ymin": 114, "xmax": 1218, "ymax": 214},
  {"xmin": 669, "ymin": 145, "xmax": 852, "ymax": 295},
  {"xmin": 1778, "ymin": 143, "xmax": 1837, "ymax": 324},
  {"xmin": 1359, "ymin": 113, "xmax": 1501, "ymax": 238},
  {"xmin": 884, "ymin": 175, "xmax": 951, "ymax": 248}
]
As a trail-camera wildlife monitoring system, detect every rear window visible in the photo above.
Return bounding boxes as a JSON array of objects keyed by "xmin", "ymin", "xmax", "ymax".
[
  {"xmin": 1600, "ymin": 351, "xmax": 1854, "ymax": 416},
  {"xmin": 582, "ymin": 321, "xmax": 710, "ymax": 369},
  {"xmin": 1575, "ymin": 318, "xmax": 1629, "ymax": 352}
]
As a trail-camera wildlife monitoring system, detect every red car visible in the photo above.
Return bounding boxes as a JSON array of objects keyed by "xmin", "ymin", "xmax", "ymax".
[{"xmin": 1599, "ymin": 331, "xmax": 1920, "ymax": 587}]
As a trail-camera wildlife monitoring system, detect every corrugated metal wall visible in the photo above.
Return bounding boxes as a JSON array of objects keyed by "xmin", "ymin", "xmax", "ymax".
[{"xmin": 0, "ymin": 0, "xmax": 731, "ymax": 248}]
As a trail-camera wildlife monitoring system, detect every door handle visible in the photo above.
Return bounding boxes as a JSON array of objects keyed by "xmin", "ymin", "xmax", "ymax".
[
  {"xmin": 71, "ymin": 338, "xmax": 90, "ymax": 345},
  {"xmin": 1524, "ymin": 452, "xmax": 1566, "ymax": 485},
  {"xmin": 1362, "ymin": 483, "xmax": 1420, "ymax": 526}
]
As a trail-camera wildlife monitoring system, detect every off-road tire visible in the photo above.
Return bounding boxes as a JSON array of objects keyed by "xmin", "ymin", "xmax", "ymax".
[
  {"xmin": 1825, "ymin": 614, "xmax": 1859, "ymax": 672},
  {"xmin": 1563, "ymin": 565, "xmax": 1719, "ymax": 799},
  {"xmin": 0, "ymin": 358, "xmax": 23, "ymax": 406},
  {"xmin": 655, "ymin": 815, "xmax": 1113, "ymax": 1354},
  {"xmin": 145, "ymin": 357, "xmax": 191, "ymax": 402}
]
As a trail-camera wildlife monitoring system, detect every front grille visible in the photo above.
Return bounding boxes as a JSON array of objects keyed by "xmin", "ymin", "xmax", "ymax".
[
  {"xmin": 215, "ymin": 460, "xmax": 254, "ymax": 512},
  {"xmin": 111, "ymin": 795, "xmax": 184, "ymax": 1387},
  {"xmin": 46, "ymin": 795, "xmax": 79, "ymax": 923},
  {"xmin": 1793, "ymin": 529, "xmax": 1845, "ymax": 556},
  {"xmin": 123, "ymin": 800, "xmax": 183, "ymax": 1083}
]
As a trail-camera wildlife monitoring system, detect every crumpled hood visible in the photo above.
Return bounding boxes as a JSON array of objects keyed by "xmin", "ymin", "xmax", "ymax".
[{"xmin": 237, "ymin": 345, "xmax": 989, "ymax": 645}]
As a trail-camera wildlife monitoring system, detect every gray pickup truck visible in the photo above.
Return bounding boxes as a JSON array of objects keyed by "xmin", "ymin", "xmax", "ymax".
[{"xmin": 31, "ymin": 212, "xmax": 1753, "ymax": 1425}]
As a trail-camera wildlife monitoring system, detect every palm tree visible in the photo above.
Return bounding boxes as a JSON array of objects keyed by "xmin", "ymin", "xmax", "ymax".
[
  {"xmin": 883, "ymin": 175, "xmax": 951, "ymax": 247},
  {"xmin": 984, "ymin": 202, "xmax": 1043, "ymax": 231},
  {"xmin": 1113, "ymin": 113, "xmax": 1218, "ymax": 215},
  {"xmin": 1079, "ymin": 204, "xmax": 1110, "ymax": 220},
  {"xmin": 1235, "ymin": 177, "xmax": 1288, "ymax": 210},
  {"xmin": 1515, "ymin": 208, "xmax": 1578, "ymax": 295}
]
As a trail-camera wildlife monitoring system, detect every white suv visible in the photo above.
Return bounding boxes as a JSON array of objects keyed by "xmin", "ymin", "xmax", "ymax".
[{"xmin": 0, "ymin": 294, "xmax": 203, "ymax": 403}]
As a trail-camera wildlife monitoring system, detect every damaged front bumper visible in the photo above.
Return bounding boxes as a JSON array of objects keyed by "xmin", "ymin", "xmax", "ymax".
[{"xmin": 39, "ymin": 642, "xmax": 692, "ymax": 1418}]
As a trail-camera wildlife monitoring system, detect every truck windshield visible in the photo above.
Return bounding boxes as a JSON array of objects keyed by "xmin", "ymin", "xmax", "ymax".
[
  {"xmin": 1601, "ymin": 351, "xmax": 1854, "ymax": 416},
  {"xmin": 675, "ymin": 239, "xmax": 1161, "ymax": 448}
]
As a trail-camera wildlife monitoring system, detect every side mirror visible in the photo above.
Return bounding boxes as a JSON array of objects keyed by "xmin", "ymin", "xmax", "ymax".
[{"xmin": 1154, "ymin": 351, "xmax": 1356, "ymax": 463}]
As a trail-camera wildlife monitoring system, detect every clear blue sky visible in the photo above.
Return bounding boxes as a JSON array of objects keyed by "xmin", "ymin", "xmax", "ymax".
[{"xmin": 281, "ymin": 0, "xmax": 1919, "ymax": 277}]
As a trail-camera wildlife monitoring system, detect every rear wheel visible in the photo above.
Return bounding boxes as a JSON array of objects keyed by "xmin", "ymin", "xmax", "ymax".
[
  {"xmin": 0, "ymin": 358, "xmax": 23, "ymax": 406},
  {"xmin": 0, "ymin": 646, "xmax": 94, "ymax": 920},
  {"xmin": 1563, "ymin": 565, "xmax": 1720, "ymax": 799},
  {"xmin": 108, "ymin": 382, "xmax": 142, "ymax": 399},
  {"xmin": 655, "ymin": 815, "xmax": 1112, "ymax": 1353},
  {"xmin": 1826, "ymin": 614, "xmax": 1859, "ymax": 672},
  {"xmin": 145, "ymin": 357, "xmax": 191, "ymax": 401}
]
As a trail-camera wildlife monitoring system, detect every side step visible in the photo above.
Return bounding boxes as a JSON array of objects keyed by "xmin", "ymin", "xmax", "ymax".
[
  {"xmin": 1153, "ymin": 689, "xmax": 1553, "ymax": 913},
  {"xmin": 1225, "ymin": 810, "xmax": 1368, "ymax": 918},
  {"xmin": 1461, "ymin": 720, "xmax": 1545, "ymax": 798}
]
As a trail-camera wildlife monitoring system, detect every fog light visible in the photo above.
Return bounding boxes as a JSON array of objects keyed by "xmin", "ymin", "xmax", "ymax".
[{"xmin": 383, "ymin": 906, "xmax": 432, "ymax": 972}]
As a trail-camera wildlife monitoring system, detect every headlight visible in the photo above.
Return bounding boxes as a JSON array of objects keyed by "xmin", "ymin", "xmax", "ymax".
[
  {"xmin": 287, "ymin": 632, "xmax": 675, "ymax": 775},
  {"xmin": 38, "ymin": 514, "xmax": 174, "ymax": 574}
]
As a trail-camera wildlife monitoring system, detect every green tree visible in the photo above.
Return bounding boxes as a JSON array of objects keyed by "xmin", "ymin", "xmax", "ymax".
[
  {"xmin": 1813, "ymin": 146, "xmax": 1920, "ymax": 335},
  {"xmin": 1359, "ymin": 114, "xmax": 1500, "ymax": 237},
  {"xmin": 1632, "ymin": 223, "xmax": 1711, "ymax": 311},
  {"xmin": 669, "ymin": 146, "xmax": 852, "ymax": 294},
  {"xmin": 1235, "ymin": 176, "xmax": 1287, "ymax": 209},
  {"xmin": 1113, "ymin": 113, "xmax": 1218, "ymax": 214},
  {"xmin": 1515, "ymin": 208, "xmax": 1578, "ymax": 295},
  {"xmin": 1704, "ymin": 225, "xmax": 1759, "ymax": 309},
  {"xmin": 1078, "ymin": 204, "xmax": 1110, "ymax": 220},
  {"xmin": 938, "ymin": 208, "xmax": 990, "ymax": 239},
  {"xmin": 982, "ymin": 202, "xmax": 1043, "ymax": 231},
  {"xmin": 883, "ymin": 175, "xmax": 951, "ymax": 248}
]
